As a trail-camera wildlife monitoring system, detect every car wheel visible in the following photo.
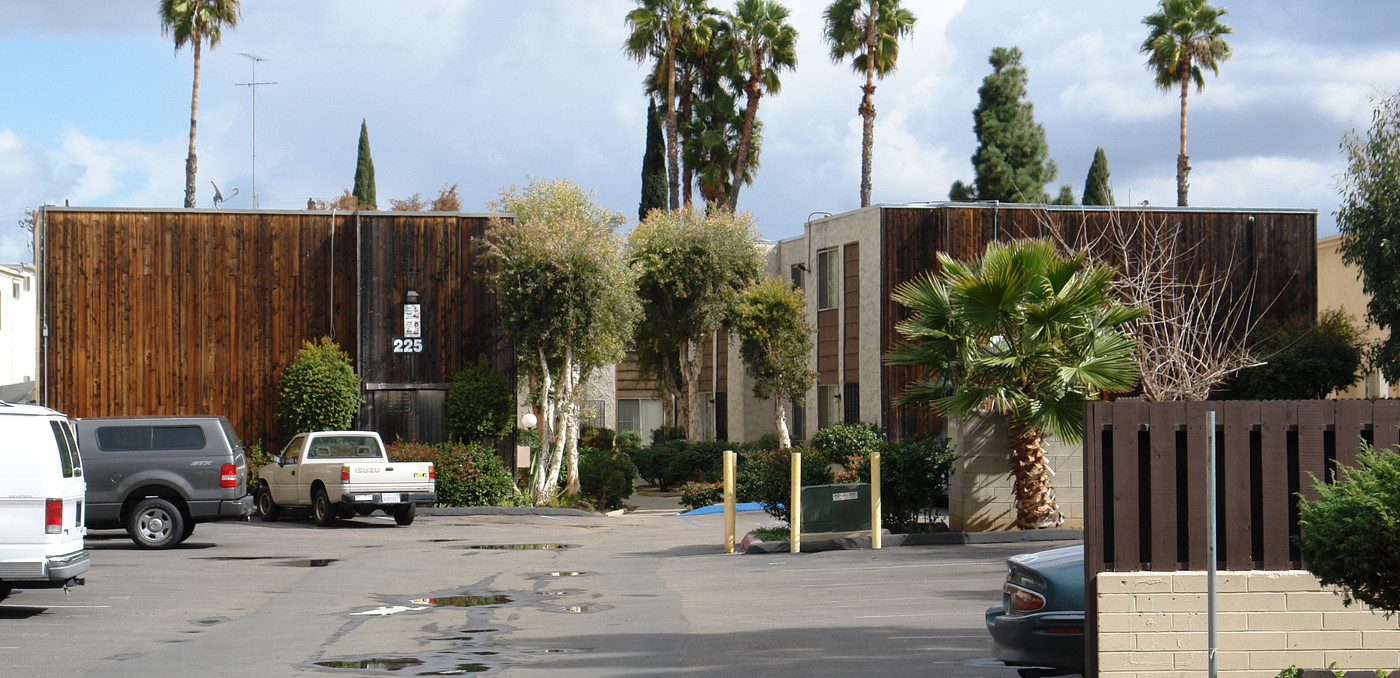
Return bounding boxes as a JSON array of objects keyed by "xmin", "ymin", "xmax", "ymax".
[
  {"xmin": 255, "ymin": 484, "xmax": 281, "ymax": 522},
  {"xmin": 394, "ymin": 503, "xmax": 416, "ymax": 526},
  {"xmin": 179, "ymin": 521, "xmax": 196, "ymax": 543},
  {"xmin": 127, "ymin": 497, "xmax": 185, "ymax": 549},
  {"xmin": 312, "ymin": 488, "xmax": 336, "ymax": 527},
  {"xmin": 0, "ymin": 584, "xmax": 11, "ymax": 602}
]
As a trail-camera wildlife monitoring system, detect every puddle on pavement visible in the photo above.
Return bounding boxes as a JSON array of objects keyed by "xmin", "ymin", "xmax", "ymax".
[
  {"xmin": 277, "ymin": 558, "xmax": 337, "ymax": 568},
  {"xmin": 190, "ymin": 617, "xmax": 228, "ymax": 627},
  {"xmin": 411, "ymin": 595, "xmax": 511, "ymax": 608},
  {"xmin": 461, "ymin": 544, "xmax": 573, "ymax": 551},
  {"xmin": 542, "ymin": 604, "xmax": 610, "ymax": 614},
  {"xmin": 196, "ymin": 556, "xmax": 288, "ymax": 561},
  {"xmin": 315, "ymin": 657, "xmax": 424, "ymax": 671},
  {"xmin": 526, "ymin": 571, "xmax": 590, "ymax": 580}
]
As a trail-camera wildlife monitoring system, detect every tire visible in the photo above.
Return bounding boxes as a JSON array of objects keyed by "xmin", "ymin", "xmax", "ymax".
[
  {"xmin": 179, "ymin": 521, "xmax": 196, "ymax": 543},
  {"xmin": 127, "ymin": 497, "xmax": 185, "ymax": 549},
  {"xmin": 0, "ymin": 584, "xmax": 11, "ymax": 603},
  {"xmin": 312, "ymin": 487, "xmax": 336, "ymax": 527},
  {"xmin": 255, "ymin": 483, "xmax": 281, "ymax": 522},
  {"xmin": 393, "ymin": 503, "xmax": 416, "ymax": 526}
]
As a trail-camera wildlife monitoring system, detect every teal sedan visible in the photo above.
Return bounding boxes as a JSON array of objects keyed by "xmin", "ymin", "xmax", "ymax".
[{"xmin": 984, "ymin": 544, "xmax": 1085, "ymax": 677}]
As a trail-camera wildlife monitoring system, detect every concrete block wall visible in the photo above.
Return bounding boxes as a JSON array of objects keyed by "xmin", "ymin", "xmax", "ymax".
[
  {"xmin": 1098, "ymin": 570, "xmax": 1400, "ymax": 677},
  {"xmin": 946, "ymin": 413, "xmax": 1083, "ymax": 531}
]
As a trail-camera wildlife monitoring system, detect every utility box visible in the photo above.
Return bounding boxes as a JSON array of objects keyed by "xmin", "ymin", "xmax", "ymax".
[{"xmin": 801, "ymin": 483, "xmax": 871, "ymax": 533}]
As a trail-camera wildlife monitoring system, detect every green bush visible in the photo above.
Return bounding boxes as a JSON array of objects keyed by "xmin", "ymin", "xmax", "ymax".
[
  {"xmin": 244, "ymin": 441, "xmax": 271, "ymax": 495},
  {"xmin": 445, "ymin": 356, "xmax": 513, "ymax": 442},
  {"xmin": 679, "ymin": 481, "xmax": 724, "ymax": 511},
  {"xmin": 387, "ymin": 441, "xmax": 518, "ymax": 507},
  {"xmin": 741, "ymin": 433, "xmax": 780, "ymax": 452},
  {"xmin": 276, "ymin": 337, "xmax": 362, "ymax": 436},
  {"xmin": 1229, "ymin": 309, "xmax": 1366, "ymax": 400},
  {"xmin": 811, "ymin": 422, "xmax": 883, "ymax": 475},
  {"xmin": 737, "ymin": 445, "xmax": 834, "ymax": 524},
  {"xmin": 581, "ymin": 427, "xmax": 616, "ymax": 451},
  {"xmin": 578, "ymin": 445, "xmax": 637, "ymax": 510},
  {"xmin": 616, "ymin": 430, "xmax": 643, "ymax": 453},
  {"xmin": 1297, "ymin": 443, "xmax": 1400, "ymax": 614},
  {"xmin": 651, "ymin": 426, "xmax": 685, "ymax": 445},
  {"xmin": 631, "ymin": 439, "xmax": 724, "ymax": 491}
]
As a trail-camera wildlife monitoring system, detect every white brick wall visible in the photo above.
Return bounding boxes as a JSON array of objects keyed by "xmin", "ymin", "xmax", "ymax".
[
  {"xmin": 947, "ymin": 412, "xmax": 1083, "ymax": 530},
  {"xmin": 1098, "ymin": 570, "xmax": 1400, "ymax": 677}
]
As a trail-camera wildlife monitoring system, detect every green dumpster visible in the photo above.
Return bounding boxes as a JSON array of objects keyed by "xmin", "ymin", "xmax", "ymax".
[{"xmin": 801, "ymin": 483, "xmax": 871, "ymax": 533}]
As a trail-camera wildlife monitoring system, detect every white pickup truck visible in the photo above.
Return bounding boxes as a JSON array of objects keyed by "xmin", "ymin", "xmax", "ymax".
[{"xmin": 253, "ymin": 431, "xmax": 436, "ymax": 527}]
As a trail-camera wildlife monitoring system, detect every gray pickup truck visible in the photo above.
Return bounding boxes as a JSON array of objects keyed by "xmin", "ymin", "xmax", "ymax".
[{"xmin": 74, "ymin": 416, "xmax": 253, "ymax": 549}]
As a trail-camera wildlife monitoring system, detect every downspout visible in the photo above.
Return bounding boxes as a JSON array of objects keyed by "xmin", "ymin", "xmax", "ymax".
[
  {"xmin": 37, "ymin": 206, "xmax": 47, "ymax": 406},
  {"xmin": 329, "ymin": 209, "xmax": 336, "ymax": 340}
]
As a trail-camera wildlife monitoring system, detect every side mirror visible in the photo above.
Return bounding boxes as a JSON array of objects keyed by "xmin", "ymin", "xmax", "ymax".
[{"xmin": 273, "ymin": 455, "xmax": 284, "ymax": 466}]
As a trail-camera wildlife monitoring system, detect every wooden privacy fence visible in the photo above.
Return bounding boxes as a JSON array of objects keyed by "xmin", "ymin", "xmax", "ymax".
[{"xmin": 1084, "ymin": 399, "xmax": 1400, "ymax": 575}]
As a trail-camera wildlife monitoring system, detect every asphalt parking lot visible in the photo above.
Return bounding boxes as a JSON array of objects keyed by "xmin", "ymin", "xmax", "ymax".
[{"xmin": 0, "ymin": 507, "xmax": 1080, "ymax": 678}]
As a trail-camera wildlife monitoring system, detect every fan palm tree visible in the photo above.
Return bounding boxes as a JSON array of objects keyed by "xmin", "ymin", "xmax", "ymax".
[
  {"xmin": 625, "ymin": 0, "xmax": 718, "ymax": 212},
  {"xmin": 887, "ymin": 239, "xmax": 1144, "ymax": 528},
  {"xmin": 725, "ymin": 0, "xmax": 797, "ymax": 211},
  {"xmin": 1141, "ymin": 0, "xmax": 1232, "ymax": 207},
  {"xmin": 159, "ymin": 0, "xmax": 241, "ymax": 209},
  {"xmin": 822, "ymin": 0, "xmax": 916, "ymax": 208}
]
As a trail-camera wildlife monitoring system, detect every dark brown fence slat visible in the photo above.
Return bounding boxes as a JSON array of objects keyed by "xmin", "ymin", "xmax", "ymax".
[
  {"xmin": 1260, "ymin": 401, "xmax": 1292, "ymax": 569},
  {"xmin": 1223, "ymin": 401, "xmax": 1256, "ymax": 570},
  {"xmin": 1085, "ymin": 403, "xmax": 1108, "ymax": 575},
  {"xmin": 1148, "ymin": 402, "xmax": 1181, "ymax": 570},
  {"xmin": 1184, "ymin": 401, "xmax": 1213, "ymax": 570},
  {"xmin": 1334, "ymin": 399, "xmax": 1370, "ymax": 469},
  {"xmin": 1296, "ymin": 400, "xmax": 1328, "ymax": 502},
  {"xmin": 1376, "ymin": 400, "xmax": 1400, "ymax": 452},
  {"xmin": 1111, "ymin": 401, "xmax": 1144, "ymax": 570}
]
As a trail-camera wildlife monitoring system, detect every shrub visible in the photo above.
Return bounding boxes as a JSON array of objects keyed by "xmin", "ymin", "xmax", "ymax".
[
  {"xmin": 1229, "ymin": 309, "xmax": 1366, "ymax": 400},
  {"xmin": 878, "ymin": 437, "xmax": 957, "ymax": 533},
  {"xmin": 1297, "ymin": 443, "xmax": 1400, "ymax": 614},
  {"xmin": 633, "ymin": 439, "xmax": 724, "ymax": 491},
  {"xmin": 811, "ymin": 422, "xmax": 883, "ymax": 476},
  {"xmin": 387, "ymin": 441, "xmax": 518, "ymax": 507},
  {"xmin": 737, "ymin": 445, "xmax": 834, "ymax": 523},
  {"xmin": 741, "ymin": 433, "xmax": 780, "ymax": 452},
  {"xmin": 244, "ymin": 441, "xmax": 271, "ymax": 494},
  {"xmin": 445, "ymin": 356, "xmax": 513, "ymax": 442},
  {"xmin": 579, "ymin": 445, "xmax": 637, "ymax": 510},
  {"xmin": 581, "ymin": 427, "xmax": 616, "ymax": 451},
  {"xmin": 276, "ymin": 337, "xmax": 361, "ymax": 436},
  {"xmin": 651, "ymin": 426, "xmax": 685, "ymax": 445},
  {"xmin": 616, "ymin": 430, "xmax": 643, "ymax": 454},
  {"xmin": 679, "ymin": 481, "xmax": 724, "ymax": 511}
]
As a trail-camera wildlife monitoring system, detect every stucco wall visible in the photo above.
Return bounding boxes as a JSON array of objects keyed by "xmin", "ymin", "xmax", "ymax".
[
  {"xmin": 946, "ymin": 413, "xmax": 1083, "ymax": 531},
  {"xmin": 1316, "ymin": 234, "xmax": 1388, "ymax": 398},
  {"xmin": 1098, "ymin": 570, "xmax": 1400, "ymax": 677}
]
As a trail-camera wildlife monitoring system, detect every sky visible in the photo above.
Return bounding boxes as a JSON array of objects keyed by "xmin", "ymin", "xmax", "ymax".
[{"xmin": 1, "ymin": 0, "xmax": 1398, "ymax": 263}]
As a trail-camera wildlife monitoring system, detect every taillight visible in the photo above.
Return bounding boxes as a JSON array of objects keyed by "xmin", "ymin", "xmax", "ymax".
[
  {"xmin": 1004, "ymin": 582, "xmax": 1046, "ymax": 612},
  {"xmin": 220, "ymin": 463, "xmax": 238, "ymax": 488},
  {"xmin": 45, "ymin": 499, "xmax": 63, "ymax": 534},
  {"xmin": 341, "ymin": 466, "xmax": 350, "ymax": 481},
  {"xmin": 428, "ymin": 463, "xmax": 435, "ymax": 480}
]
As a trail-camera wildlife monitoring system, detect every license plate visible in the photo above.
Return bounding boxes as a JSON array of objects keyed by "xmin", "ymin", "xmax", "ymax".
[
  {"xmin": 355, "ymin": 494, "xmax": 373, "ymax": 501},
  {"xmin": 382, "ymin": 493, "xmax": 400, "ymax": 503}
]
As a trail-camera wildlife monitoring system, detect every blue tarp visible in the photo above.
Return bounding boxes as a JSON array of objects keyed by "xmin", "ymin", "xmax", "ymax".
[{"xmin": 679, "ymin": 502, "xmax": 770, "ymax": 516}]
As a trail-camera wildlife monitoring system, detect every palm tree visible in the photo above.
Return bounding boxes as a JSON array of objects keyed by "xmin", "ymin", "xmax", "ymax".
[
  {"xmin": 159, "ymin": 0, "xmax": 241, "ymax": 209},
  {"xmin": 822, "ymin": 0, "xmax": 916, "ymax": 208},
  {"xmin": 1141, "ymin": 0, "xmax": 1232, "ymax": 207},
  {"xmin": 887, "ymin": 239, "xmax": 1143, "ymax": 528},
  {"xmin": 625, "ymin": 0, "xmax": 717, "ymax": 212},
  {"xmin": 725, "ymin": 0, "xmax": 797, "ymax": 211}
]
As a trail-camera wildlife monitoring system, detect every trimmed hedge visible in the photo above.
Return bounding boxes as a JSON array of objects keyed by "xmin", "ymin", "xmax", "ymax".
[
  {"xmin": 579, "ymin": 445, "xmax": 637, "ymax": 510},
  {"xmin": 387, "ymin": 441, "xmax": 518, "ymax": 507}
]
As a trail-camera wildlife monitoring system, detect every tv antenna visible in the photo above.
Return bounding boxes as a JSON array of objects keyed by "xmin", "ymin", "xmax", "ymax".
[
  {"xmin": 236, "ymin": 52, "xmax": 277, "ymax": 208},
  {"xmin": 211, "ymin": 181, "xmax": 239, "ymax": 208}
]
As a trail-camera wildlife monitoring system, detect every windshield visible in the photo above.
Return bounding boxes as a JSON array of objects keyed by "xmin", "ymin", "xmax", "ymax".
[{"xmin": 306, "ymin": 436, "xmax": 381, "ymax": 460}]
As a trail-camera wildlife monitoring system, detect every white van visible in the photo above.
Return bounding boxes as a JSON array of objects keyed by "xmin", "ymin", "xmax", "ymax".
[{"xmin": 0, "ymin": 403, "xmax": 89, "ymax": 602}]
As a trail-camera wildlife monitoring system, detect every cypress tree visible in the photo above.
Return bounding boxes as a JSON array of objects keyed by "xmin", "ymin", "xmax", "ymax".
[
  {"xmin": 353, "ymin": 119, "xmax": 377, "ymax": 210},
  {"xmin": 1052, "ymin": 184, "xmax": 1076, "ymax": 205},
  {"xmin": 969, "ymin": 46, "xmax": 1056, "ymax": 203},
  {"xmin": 1083, "ymin": 147, "xmax": 1114, "ymax": 205},
  {"xmin": 640, "ymin": 100, "xmax": 668, "ymax": 220}
]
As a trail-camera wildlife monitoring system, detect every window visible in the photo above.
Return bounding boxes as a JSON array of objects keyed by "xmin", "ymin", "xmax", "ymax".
[
  {"xmin": 96, "ymin": 425, "xmax": 205, "ymax": 451},
  {"xmin": 11, "ymin": 282, "xmax": 18, "ymax": 299},
  {"xmin": 790, "ymin": 397, "xmax": 806, "ymax": 443},
  {"xmin": 843, "ymin": 382, "xmax": 860, "ymax": 425},
  {"xmin": 817, "ymin": 249, "xmax": 838, "ymax": 310},
  {"xmin": 50, "ymin": 421, "xmax": 77, "ymax": 478},
  {"xmin": 790, "ymin": 264, "xmax": 804, "ymax": 290},
  {"xmin": 581, "ymin": 399, "xmax": 607, "ymax": 430},
  {"xmin": 701, "ymin": 393, "xmax": 715, "ymax": 441},
  {"xmin": 23, "ymin": 276, "xmax": 30, "ymax": 292},
  {"xmin": 617, "ymin": 399, "xmax": 641, "ymax": 432},
  {"xmin": 817, "ymin": 384, "xmax": 839, "ymax": 430}
]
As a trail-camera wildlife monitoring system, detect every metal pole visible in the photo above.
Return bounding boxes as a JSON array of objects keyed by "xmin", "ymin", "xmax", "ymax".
[
  {"xmin": 237, "ymin": 53, "xmax": 276, "ymax": 208},
  {"xmin": 870, "ymin": 448, "xmax": 882, "ymax": 549},
  {"xmin": 790, "ymin": 451, "xmax": 802, "ymax": 554},
  {"xmin": 724, "ymin": 450, "xmax": 736, "ymax": 554},
  {"xmin": 1206, "ymin": 409, "xmax": 1217, "ymax": 678}
]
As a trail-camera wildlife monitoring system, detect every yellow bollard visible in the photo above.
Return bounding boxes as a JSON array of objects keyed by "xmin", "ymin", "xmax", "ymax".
[
  {"xmin": 790, "ymin": 450, "xmax": 802, "ymax": 554},
  {"xmin": 724, "ymin": 450, "xmax": 736, "ymax": 554},
  {"xmin": 871, "ymin": 448, "xmax": 882, "ymax": 549}
]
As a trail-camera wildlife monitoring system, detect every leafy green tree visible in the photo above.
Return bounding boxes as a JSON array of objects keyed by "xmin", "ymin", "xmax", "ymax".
[
  {"xmin": 1297, "ymin": 443, "xmax": 1400, "ymax": 615},
  {"xmin": 276, "ymin": 337, "xmax": 361, "ymax": 437},
  {"xmin": 1052, "ymin": 185, "xmax": 1076, "ymax": 205},
  {"xmin": 733, "ymin": 276, "xmax": 815, "ymax": 448},
  {"xmin": 1338, "ymin": 92, "xmax": 1400, "ymax": 382},
  {"xmin": 963, "ymin": 46, "xmax": 1057, "ymax": 203},
  {"xmin": 629, "ymin": 208, "xmax": 764, "ymax": 442},
  {"xmin": 625, "ymin": 0, "xmax": 718, "ymax": 211},
  {"xmin": 1227, "ymin": 309, "xmax": 1365, "ymax": 400},
  {"xmin": 886, "ymin": 239, "xmax": 1143, "ymax": 528},
  {"xmin": 949, "ymin": 180, "xmax": 976, "ymax": 201},
  {"xmin": 445, "ymin": 356, "xmax": 514, "ymax": 442},
  {"xmin": 353, "ymin": 119, "xmax": 377, "ymax": 209},
  {"xmin": 484, "ymin": 178, "xmax": 639, "ymax": 503},
  {"xmin": 159, "ymin": 0, "xmax": 241, "ymax": 208},
  {"xmin": 1141, "ymin": 0, "xmax": 1232, "ymax": 207},
  {"xmin": 822, "ymin": 0, "xmax": 917, "ymax": 208},
  {"xmin": 640, "ymin": 100, "xmax": 669, "ymax": 220},
  {"xmin": 725, "ymin": 0, "xmax": 797, "ymax": 210},
  {"xmin": 1083, "ymin": 147, "xmax": 1114, "ymax": 205}
]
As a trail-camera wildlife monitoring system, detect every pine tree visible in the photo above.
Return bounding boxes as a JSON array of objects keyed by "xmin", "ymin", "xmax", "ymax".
[
  {"xmin": 968, "ymin": 46, "xmax": 1056, "ymax": 203},
  {"xmin": 640, "ymin": 100, "xmax": 668, "ymax": 221},
  {"xmin": 1083, "ymin": 146, "xmax": 1114, "ymax": 205},
  {"xmin": 1052, "ymin": 185, "xmax": 1076, "ymax": 205},
  {"xmin": 353, "ymin": 119, "xmax": 377, "ymax": 210}
]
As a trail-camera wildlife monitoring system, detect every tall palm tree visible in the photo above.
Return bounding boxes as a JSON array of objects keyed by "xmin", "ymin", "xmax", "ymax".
[
  {"xmin": 160, "ymin": 0, "xmax": 241, "ymax": 209},
  {"xmin": 625, "ymin": 0, "xmax": 717, "ymax": 212},
  {"xmin": 725, "ymin": 0, "xmax": 797, "ymax": 211},
  {"xmin": 822, "ymin": 0, "xmax": 915, "ymax": 208},
  {"xmin": 1141, "ymin": 0, "xmax": 1232, "ymax": 207},
  {"xmin": 887, "ymin": 239, "xmax": 1143, "ymax": 528}
]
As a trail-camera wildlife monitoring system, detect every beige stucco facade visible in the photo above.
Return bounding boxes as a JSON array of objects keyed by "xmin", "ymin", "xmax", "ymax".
[
  {"xmin": 1098, "ymin": 569, "xmax": 1400, "ymax": 677},
  {"xmin": 1317, "ymin": 234, "xmax": 1390, "ymax": 398}
]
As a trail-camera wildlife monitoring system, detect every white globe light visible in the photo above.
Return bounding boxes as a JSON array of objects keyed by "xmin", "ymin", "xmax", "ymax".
[{"xmin": 521, "ymin": 412, "xmax": 538, "ymax": 429}]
